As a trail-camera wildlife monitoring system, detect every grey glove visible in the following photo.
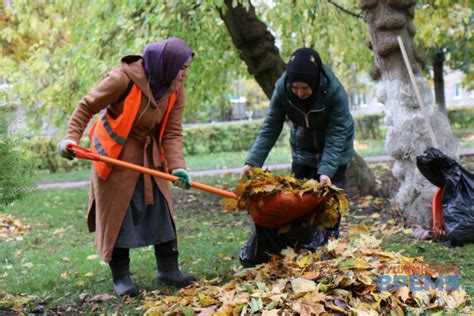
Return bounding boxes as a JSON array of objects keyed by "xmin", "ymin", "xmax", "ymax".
[{"xmin": 57, "ymin": 139, "xmax": 77, "ymax": 160}]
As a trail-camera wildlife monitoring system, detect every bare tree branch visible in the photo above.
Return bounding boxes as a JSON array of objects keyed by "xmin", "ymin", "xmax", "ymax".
[{"xmin": 327, "ymin": 0, "xmax": 362, "ymax": 19}]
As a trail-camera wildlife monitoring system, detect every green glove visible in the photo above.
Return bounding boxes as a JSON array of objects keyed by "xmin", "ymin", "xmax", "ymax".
[{"xmin": 171, "ymin": 168, "xmax": 192, "ymax": 189}]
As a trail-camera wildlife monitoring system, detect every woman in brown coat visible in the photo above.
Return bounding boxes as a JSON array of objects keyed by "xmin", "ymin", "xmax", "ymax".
[{"xmin": 57, "ymin": 38, "xmax": 195, "ymax": 296}]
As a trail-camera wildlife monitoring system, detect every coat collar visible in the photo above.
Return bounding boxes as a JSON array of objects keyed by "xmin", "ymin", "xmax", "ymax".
[{"xmin": 121, "ymin": 55, "xmax": 170, "ymax": 107}]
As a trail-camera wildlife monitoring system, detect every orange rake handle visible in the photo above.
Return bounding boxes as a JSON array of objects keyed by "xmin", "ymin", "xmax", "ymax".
[
  {"xmin": 432, "ymin": 187, "xmax": 444, "ymax": 238},
  {"xmin": 67, "ymin": 144, "xmax": 238, "ymax": 200}
]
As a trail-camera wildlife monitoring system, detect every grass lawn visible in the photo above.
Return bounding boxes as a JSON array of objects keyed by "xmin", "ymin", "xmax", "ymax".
[
  {"xmin": 2, "ymin": 168, "xmax": 474, "ymax": 313},
  {"xmin": 0, "ymin": 175, "xmax": 251, "ymax": 313}
]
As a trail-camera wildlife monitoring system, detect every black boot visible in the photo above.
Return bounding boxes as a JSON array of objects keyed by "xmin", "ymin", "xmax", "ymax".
[
  {"xmin": 154, "ymin": 242, "xmax": 196, "ymax": 288},
  {"xmin": 109, "ymin": 248, "xmax": 139, "ymax": 297}
]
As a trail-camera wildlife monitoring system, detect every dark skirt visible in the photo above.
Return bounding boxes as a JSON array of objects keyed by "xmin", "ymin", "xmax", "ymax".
[{"xmin": 115, "ymin": 175, "xmax": 176, "ymax": 248}]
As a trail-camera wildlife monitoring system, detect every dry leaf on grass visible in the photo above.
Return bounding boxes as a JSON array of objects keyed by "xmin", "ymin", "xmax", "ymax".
[{"xmin": 0, "ymin": 213, "xmax": 30, "ymax": 241}]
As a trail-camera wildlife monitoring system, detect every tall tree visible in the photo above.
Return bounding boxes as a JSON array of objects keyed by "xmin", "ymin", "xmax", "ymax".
[
  {"xmin": 415, "ymin": 1, "xmax": 474, "ymax": 113},
  {"xmin": 3, "ymin": 1, "xmax": 471, "ymax": 126},
  {"xmin": 0, "ymin": 1, "xmax": 241, "ymax": 124},
  {"xmin": 219, "ymin": 0, "xmax": 376, "ymax": 196},
  {"xmin": 359, "ymin": 0, "xmax": 459, "ymax": 227}
]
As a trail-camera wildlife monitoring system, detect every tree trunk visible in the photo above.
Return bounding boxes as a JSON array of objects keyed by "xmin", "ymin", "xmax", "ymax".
[
  {"xmin": 359, "ymin": 0, "xmax": 459, "ymax": 228},
  {"xmin": 432, "ymin": 49, "xmax": 446, "ymax": 114},
  {"xmin": 220, "ymin": 0, "xmax": 376, "ymax": 196},
  {"xmin": 218, "ymin": 0, "xmax": 285, "ymax": 98}
]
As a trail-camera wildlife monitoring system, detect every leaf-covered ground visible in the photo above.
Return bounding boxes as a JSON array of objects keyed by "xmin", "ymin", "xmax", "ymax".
[
  {"xmin": 0, "ymin": 213, "xmax": 30, "ymax": 242},
  {"xmin": 143, "ymin": 234, "xmax": 471, "ymax": 315},
  {"xmin": 141, "ymin": 182, "xmax": 473, "ymax": 315},
  {"xmin": 1, "ymin": 159, "xmax": 474, "ymax": 314}
]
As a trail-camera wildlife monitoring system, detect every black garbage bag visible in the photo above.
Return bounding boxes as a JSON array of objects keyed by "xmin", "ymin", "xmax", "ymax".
[
  {"xmin": 239, "ymin": 215, "xmax": 340, "ymax": 267},
  {"xmin": 416, "ymin": 147, "xmax": 474, "ymax": 246}
]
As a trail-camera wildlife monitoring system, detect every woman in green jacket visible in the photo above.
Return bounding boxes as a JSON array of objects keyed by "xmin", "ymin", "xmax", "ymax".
[{"xmin": 240, "ymin": 48, "xmax": 354, "ymax": 266}]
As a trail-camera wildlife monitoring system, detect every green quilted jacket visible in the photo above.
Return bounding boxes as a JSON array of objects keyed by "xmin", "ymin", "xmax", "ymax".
[{"xmin": 245, "ymin": 64, "xmax": 354, "ymax": 177}]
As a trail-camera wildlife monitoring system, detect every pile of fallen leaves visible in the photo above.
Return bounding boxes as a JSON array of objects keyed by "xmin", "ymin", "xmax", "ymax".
[
  {"xmin": 142, "ymin": 233, "xmax": 470, "ymax": 315},
  {"xmin": 0, "ymin": 291, "xmax": 38, "ymax": 313},
  {"xmin": 223, "ymin": 168, "xmax": 349, "ymax": 228},
  {"xmin": 0, "ymin": 213, "xmax": 29, "ymax": 241}
]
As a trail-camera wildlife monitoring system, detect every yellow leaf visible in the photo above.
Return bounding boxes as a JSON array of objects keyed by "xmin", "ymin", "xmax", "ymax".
[
  {"xmin": 445, "ymin": 288, "xmax": 467, "ymax": 309},
  {"xmin": 301, "ymin": 271, "xmax": 320, "ymax": 280},
  {"xmin": 327, "ymin": 239, "xmax": 339, "ymax": 252},
  {"xmin": 296, "ymin": 255, "xmax": 312, "ymax": 268},
  {"xmin": 278, "ymin": 224, "xmax": 292, "ymax": 234},
  {"xmin": 396, "ymin": 286, "xmax": 410, "ymax": 302},
  {"xmin": 292, "ymin": 301, "xmax": 325, "ymax": 315},
  {"xmin": 271, "ymin": 279, "xmax": 288, "ymax": 294},
  {"xmin": 281, "ymin": 248, "xmax": 297, "ymax": 262},
  {"xmin": 269, "ymin": 293, "xmax": 287, "ymax": 303},
  {"xmin": 291, "ymin": 278, "xmax": 316, "ymax": 293},
  {"xmin": 403, "ymin": 228, "xmax": 413, "ymax": 235},
  {"xmin": 53, "ymin": 228, "xmax": 65, "ymax": 235},
  {"xmin": 349, "ymin": 225, "xmax": 370, "ymax": 235},
  {"xmin": 263, "ymin": 184, "xmax": 277, "ymax": 192},
  {"xmin": 87, "ymin": 254, "xmax": 99, "ymax": 261},
  {"xmin": 356, "ymin": 273, "xmax": 373, "ymax": 286},
  {"xmin": 303, "ymin": 291, "xmax": 326, "ymax": 302},
  {"xmin": 222, "ymin": 198, "xmax": 238, "ymax": 212},
  {"xmin": 326, "ymin": 303, "xmax": 347, "ymax": 313},
  {"xmin": 352, "ymin": 258, "xmax": 371, "ymax": 269},
  {"xmin": 198, "ymin": 293, "xmax": 219, "ymax": 306}
]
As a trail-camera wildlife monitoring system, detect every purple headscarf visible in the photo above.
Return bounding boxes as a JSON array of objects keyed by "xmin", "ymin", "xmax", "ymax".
[{"xmin": 142, "ymin": 37, "xmax": 194, "ymax": 101}]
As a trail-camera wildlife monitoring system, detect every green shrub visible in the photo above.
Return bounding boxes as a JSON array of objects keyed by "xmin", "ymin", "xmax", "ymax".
[
  {"xmin": 353, "ymin": 113, "xmax": 384, "ymax": 140},
  {"xmin": 0, "ymin": 115, "xmax": 35, "ymax": 209},
  {"xmin": 20, "ymin": 136, "xmax": 91, "ymax": 173},
  {"xmin": 183, "ymin": 121, "xmax": 290, "ymax": 155},
  {"xmin": 448, "ymin": 106, "xmax": 474, "ymax": 130}
]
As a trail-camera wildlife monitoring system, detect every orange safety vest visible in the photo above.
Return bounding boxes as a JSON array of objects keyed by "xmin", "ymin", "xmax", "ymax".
[{"xmin": 89, "ymin": 83, "xmax": 178, "ymax": 180}]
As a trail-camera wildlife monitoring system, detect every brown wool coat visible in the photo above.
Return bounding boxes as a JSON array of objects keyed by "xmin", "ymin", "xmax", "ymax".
[{"xmin": 65, "ymin": 55, "xmax": 186, "ymax": 262}]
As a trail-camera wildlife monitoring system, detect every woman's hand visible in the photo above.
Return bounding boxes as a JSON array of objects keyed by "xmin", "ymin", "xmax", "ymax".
[
  {"xmin": 240, "ymin": 164, "xmax": 254, "ymax": 180},
  {"xmin": 56, "ymin": 139, "xmax": 77, "ymax": 160},
  {"xmin": 171, "ymin": 168, "xmax": 192, "ymax": 189},
  {"xmin": 319, "ymin": 174, "xmax": 332, "ymax": 185}
]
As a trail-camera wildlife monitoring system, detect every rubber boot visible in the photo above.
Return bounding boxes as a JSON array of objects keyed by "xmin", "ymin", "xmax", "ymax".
[
  {"xmin": 109, "ymin": 248, "xmax": 139, "ymax": 297},
  {"xmin": 155, "ymin": 242, "xmax": 196, "ymax": 288}
]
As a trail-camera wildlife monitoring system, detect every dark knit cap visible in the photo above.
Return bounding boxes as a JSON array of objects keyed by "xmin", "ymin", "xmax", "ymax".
[{"xmin": 287, "ymin": 48, "xmax": 322, "ymax": 93}]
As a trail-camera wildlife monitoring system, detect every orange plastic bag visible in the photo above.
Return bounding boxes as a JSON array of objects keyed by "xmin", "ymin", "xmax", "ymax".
[{"xmin": 247, "ymin": 191, "xmax": 330, "ymax": 228}]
